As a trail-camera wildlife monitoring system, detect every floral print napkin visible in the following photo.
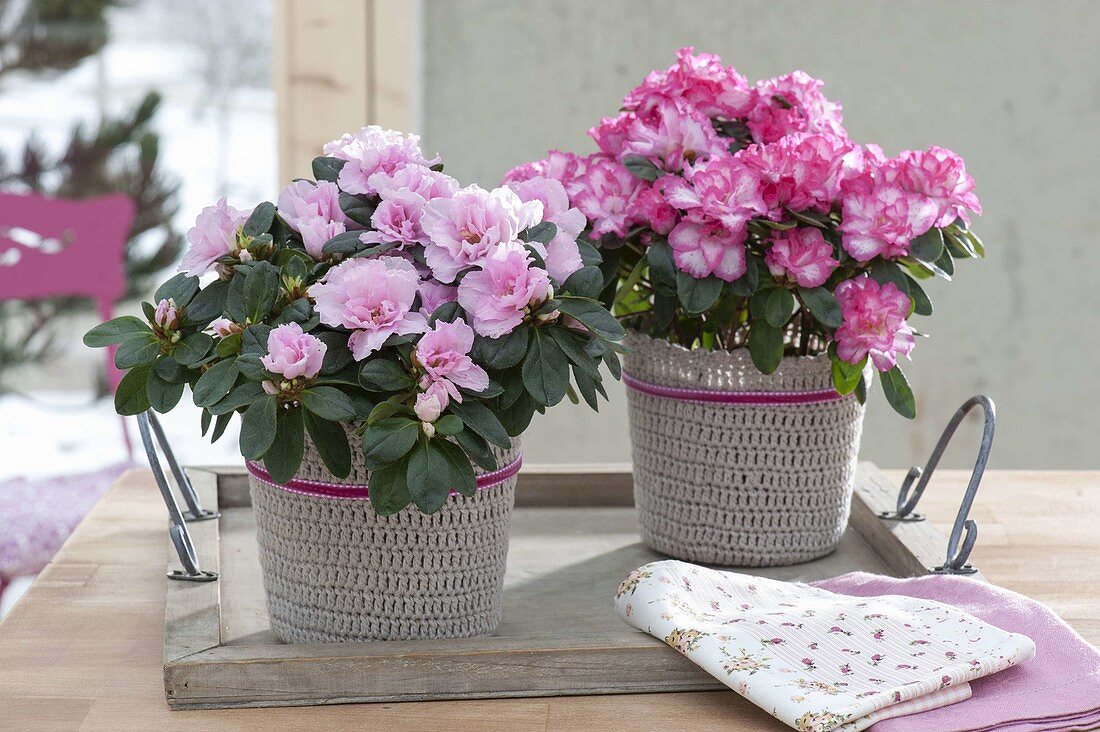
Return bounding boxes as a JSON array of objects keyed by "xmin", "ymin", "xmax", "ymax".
[{"xmin": 614, "ymin": 561, "xmax": 1035, "ymax": 732}]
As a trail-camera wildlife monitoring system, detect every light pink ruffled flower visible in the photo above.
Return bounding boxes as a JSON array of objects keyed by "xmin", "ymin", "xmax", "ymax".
[
  {"xmin": 507, "ymin": 176, "xmax": 586, "ymax": 282},
  {"xmin": 630, "ymin": 181, "xmax": 678, "ymax": 235},
  {"xmin": 414, "ymin": 318, "xmax": 489, "ymax": 403},
  {"xmin": 663, "ymin": 153, "xmax": 767, "ymax": 232},
  {"xmin": 571, "ymin": 155, "xmax": 644, "ymax": 238},
  {"xmin": 210, "ymin": 317, "xmax": 239, "ymax": 338},
  {"xmin": 322, "ymin": 126, "xmax": 439, "ymax": 197},
  {"xmin": 456, "ymin": 242, "xmax": 552, "ymax": 338},
  {"xmin": 737, "ymin": 133, "xmax": 859, "ymax": 216},
  {"xmin": 420, "ymin": 184, "xmax": 543, "ymax": 283},
  {"xmin": 622, "ymin": 46, "xmax": 753, "ymax": 120},
  {"xmin": 620, "ymin": 97, "xmax": 727, "ymax": 172},
  {"xmin": 589, "ymin": 112, "xmax": 634, "ymax": 160},
  {"xmin": 502, "ymin": 150, "xmax": 588, "ymax": 196},
  {"xmin": 890, "ymin": 146, "xmax": 982, "ymax": 227},
  {"xmin": 179, "ymin": 197, "xmax": 250, "ymax": 275},
  {"xmin": 153, "ymin": 298, "xmax": 179, "ymax": 330},
  {"xmin": 765, "ymin": 228, "xmax": 839, "ymax": 288},
  {"xmin": 260, "ymin": 322, "xmax": 326, "ymax": 380},
  {"xmin": 360, "ymin": 165, "xmax": 459, "ymax": 249},
  {"xmin": 277, "ymin": 180, "xmax": 348, "ymax": 259},
  {"xmin": 311, "ymin": 256, "xmax": 428, "ymax": 360},
  {"xmin": 366, "ymin": 163, "xmax": 458, "ymax": 201},
  {"xmin": 746, "ymin": 71, "xmax": 846, "ymax": 145},
  {"xmin": 840, "ymin": 166, "xmax": 939, "ymax": 261},
  {"xmin": 418, "ymin": 280, "xmax": 458, "ymax": 317},
  {"xmin": 834, "ymin": 277, "xmax": 915, "ymax": 371},
  {"xmin": 668, "ymin": 219, "xmax": 747, "ymax": 282}
]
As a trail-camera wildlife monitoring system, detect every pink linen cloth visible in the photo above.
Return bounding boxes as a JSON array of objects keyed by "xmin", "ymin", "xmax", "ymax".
[{"xmin": 814, "ymin": 572, "xmax": 1100, "ymax": 732}]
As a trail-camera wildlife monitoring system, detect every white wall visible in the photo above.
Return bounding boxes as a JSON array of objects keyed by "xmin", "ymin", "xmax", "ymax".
[{"xmin": 416, "ymin": 0, "xmax": 1100, "ymax": 469}]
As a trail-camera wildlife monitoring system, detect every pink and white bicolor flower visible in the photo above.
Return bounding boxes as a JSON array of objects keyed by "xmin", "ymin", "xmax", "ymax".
[{"xmin": 667, "ymin": 218, "xmax": 748, "ymax": 282}]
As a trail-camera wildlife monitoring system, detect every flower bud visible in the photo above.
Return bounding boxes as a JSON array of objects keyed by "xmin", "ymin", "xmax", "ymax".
[
  {"xmin": 414, "ymin": 392, "xmax": 443, "ymax": 423},
  {"xmin": 421, "ymin": 421, "xmax": 436, "ymax": 438}
]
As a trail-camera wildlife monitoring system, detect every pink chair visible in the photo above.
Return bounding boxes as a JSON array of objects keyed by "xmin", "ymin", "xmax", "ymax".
[{"xmin": 0, "ymin": 193, "xmax": 136, "ymax": 607}]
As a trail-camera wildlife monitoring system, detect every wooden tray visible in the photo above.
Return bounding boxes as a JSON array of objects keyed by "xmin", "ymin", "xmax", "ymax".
[{"xmin": 164, "ymin": 463, "xmax": 971, "ymax": 710}]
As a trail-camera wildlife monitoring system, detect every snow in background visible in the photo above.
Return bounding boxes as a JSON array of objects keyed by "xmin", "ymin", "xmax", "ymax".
[{"xmin": 0, "ymin": 0, "xmax": 274, "ymax": 615}]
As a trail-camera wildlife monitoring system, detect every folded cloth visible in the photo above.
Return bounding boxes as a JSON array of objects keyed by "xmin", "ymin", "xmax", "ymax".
[
  {"xmin": 615, "ymin": 561, "xmax": 1035, "ymax": 732},
  {"xmin": 814, "ymin": 572, "xmax": 1100, "ymax": 732}
]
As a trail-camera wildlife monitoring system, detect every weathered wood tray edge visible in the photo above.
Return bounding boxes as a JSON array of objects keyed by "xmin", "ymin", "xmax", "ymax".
[{"xmin": 163, "ymin": 463, "xmax": 969, "ymax": 710}]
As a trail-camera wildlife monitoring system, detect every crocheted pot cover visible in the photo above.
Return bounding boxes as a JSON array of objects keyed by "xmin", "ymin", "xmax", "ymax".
[
  {"xmin": 623, "ymin": 332, "xmax": 865, "ymax": 567},
  {"xmin": 248, "ymin": 428, "xmax": 521, "ymax": 643}
]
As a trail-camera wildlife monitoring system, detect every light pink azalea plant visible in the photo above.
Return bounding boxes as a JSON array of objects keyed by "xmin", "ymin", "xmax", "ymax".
[
  {"xmin": 505, "ymin": 47, "xmax": 986, "ymax": 417},
  {"xmin": 85, "ymin": 126, "xmax": 624, "ymax": 513}
]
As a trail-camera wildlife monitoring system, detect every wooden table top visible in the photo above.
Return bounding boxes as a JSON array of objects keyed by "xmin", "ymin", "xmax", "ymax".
[{"xmin": 1, "ymin": 468, "xmax": 1098, "ymax": 731}]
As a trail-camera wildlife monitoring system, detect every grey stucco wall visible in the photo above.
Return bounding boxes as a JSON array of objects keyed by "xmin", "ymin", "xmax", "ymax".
[{"xmin": 420, "ymin": 0, "xmax": 1100, "ymax": 468}]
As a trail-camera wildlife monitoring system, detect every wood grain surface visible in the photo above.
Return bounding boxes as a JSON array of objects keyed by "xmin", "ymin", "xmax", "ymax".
[{"xmin": 1, "ymin": 467, "xmax": 1098, "ymax": 730}]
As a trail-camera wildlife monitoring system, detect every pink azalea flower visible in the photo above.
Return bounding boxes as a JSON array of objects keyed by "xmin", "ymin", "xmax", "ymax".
[
  {"xmin": 420, "ymin": 184, "xmax": 543, "ymax": 283},
  {"xmin": 298, "ymin": 217, "xmax": 347, "ymax": 259},
  {"xmin": 571, "ymin": 154, "xmax": 644, "ymax": 238},
  {"xmin": 668, "ymin": 219, "xmax": 747, "ymax": 282},
  {"xmin": 620, "ymin": 97, "xmax": 727, "ymax": 172},
  {"xmin": 260, "ymin": 322, "xmax": 326, "ymax": 380},
  {"xmin": 736, "ymin": 133, "xmax": 859, "ymax": 216},
  {"xmin": 209, "ymin": 317, "xmax": 239, "ymax": 338},
  {"xmin": 630, "ymin": 181, "xmax": 678, "ymax": 235},
  {"xmin": 414, "ymin": 387, "xmax": 446, "ymax": 423},
  {"xmin": 456, "ymin": 242, "xmax": 552, "ymax": 338},
  {"xmin": 277, "ymin": 180, "xmax": 346, "ymax": 231},
  {"xmin": 179, "ymin": 197, "xmax": 249, "ymax": 275},
  {"xmin": 418, "ymin": 280, "xmax": 458, "ymax": 317},
  {"xmin": 746, "ymin": 71, "xmax": 846, "ymax": 145},
  {"xmin": 890, "ymin": 146, "xmax": 982, "ymax": 227},
  {"xmin": 310, "ymin": 256, "xmax": 428, "ymax": 360},
  {"xmin": 153, "ymin": 298, "xmax": 179, "ymax": 330},
  {"xmin": 622, "ymin": 46, "xmax": 753, "ymax": 120},
  {"xmin": 366, "ymin": 163, "xmax": 458, "ymax": 201},
  {"xmin": 414, "ymin": 318, "xmax": 489, "ymax": 403},
  {"xmin": 663, "ymin": 153, "xmax": 767, "ymax": 232},
  {"xmin": 840, "ymin": 166, "xmax": 939, "ymax": 261},
  {"xmin": 589, "ymin": 112, "xmax": 634, "ymax": 159},
  {"xmin": 502, "ymin": 150, "xmax": 588, "ymax": 197},
  {"xmin": 506, "ymin": 176, "xmax": 586, "ymax": 282},
  {"xmin": 765, "ymin": 228, "xmax": 839, "ymax": 288},
  {"xmin": 322, "ymin": 126, "xmax": 439, "ymax": 197},
  {"xmin": 834, "ymin": 276, "xmax": 915, "ymax": 371},
  {"xmin": 360, "ymin": 165, "xmax": 459, "ymax": 249}
]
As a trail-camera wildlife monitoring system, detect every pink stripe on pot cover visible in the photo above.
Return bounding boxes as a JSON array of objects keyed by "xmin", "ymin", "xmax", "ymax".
[
  {"xmin": 246, "ymin": 452, "xmax": 523, "ymax": 501},
  {"xmin": 622, "ymin": 370, "xmax": 846, "ymax": 406}
]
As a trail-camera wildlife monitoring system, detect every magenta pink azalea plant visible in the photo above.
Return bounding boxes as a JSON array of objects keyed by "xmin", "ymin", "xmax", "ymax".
[
  {"xmin": 505, "ymin": 48, "xmax": 985, "ymax": 418},
  {"xmin": 84, "ymin": 127, "xmax": 624, "ymax": 513}
]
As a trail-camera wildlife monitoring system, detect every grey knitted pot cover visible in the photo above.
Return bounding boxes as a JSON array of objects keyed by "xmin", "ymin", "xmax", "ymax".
[
  {"xmin": 623, "ymin": 332, "xmax": 865, "ymax": 567},
  {"xmin": 248, "ymin": 428, "xmax": 521, "ymax": 643}
]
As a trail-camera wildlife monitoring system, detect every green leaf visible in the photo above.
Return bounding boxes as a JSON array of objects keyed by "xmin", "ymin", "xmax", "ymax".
[
  {"xmin": 562, "ymin": 265, "xmax": 603, "ymax": 297},
  {"xmin": 909, "ymin": 227, "xmax": 944, "ymax": 263},
  {"xmin": 437, "ymin": 439, "xmax": 477, "ymax": 497},
  {"xmin": 497, "ymin": 391, "xmax": 539, "ymax": 436},
  {"xmin": 433, "ymin": 414, "xmax": 463, "ymax": 435},
  {"xmin": 155, "ymin": 273, "xmax": 200, "ymax": 307},
  {"xmin": 316, "ymin": 332, "xmax": 352, "ymax": 375},
  {"xmin": 114, "ymin": 334, "xmax": 160, "ymax": 369},
  {"xmin": 236, "ymin": 352, "xmax": 267, "ymax": 380},
  {"xmin": 748, "ymin": 322, "xmax": 784, "ymax": 374},
  {"xmin": 225, "ymin": 271, "xmax": 248, "ymax": 322},
  {"xmin": 613, "ymin": 256, "xmax": 648, "ymax": 306},
  {"xmin": 548, "ymin": 326, "xmax": 601, "ymax": 379},
  {"xmin": 240, "ymin": 395, "xmax": 278, "ymax": 460},
  {"xmin": 154, "ymin": 355, "xmax": 191, "ymax": 384},
  {"xmin": 192, "ymin": 359, "xmax": 239, "ymax": 407},
  {"xmin": 321, "ymin": 230, "xmax": 367, "ymax": 256},
  {"xmin": 146, "ymin": 368, "xmax": 185, "ymax": 413},
  {"xmin": 646, "ymin": 239, "xmax": 677, "ymax": 295},
  {"xmin": 209, "ymin": 381, "xmax": 265, "ymax": 415},
  {"xmin": 869, "ymin": 260, "xmax": 911, "ymax": 297},
  {"xmin": 676, "ymin": 272, "xmax": 723, "ymax": 315},
  {"xmin": 523, "ymin": 221, "xmax": 557, "ymax": 245},
  {"xmin": 312, "ymin": 156, "xmax": 345, "ymax": 183},
  {"xmin": 83, "ymin": 316, "xmax": 149, "ymax": 348},
  {"xmin": 273, "ymin": 298, "xmax": 313, "ymax": 326},
  {"xmin": 304, "ymin": 412, "xmax": 351, "ymax": 479},
  {"xmin": 799, "ymin": 286, "xmax": 843, "ymax": 329},
  {"xmin": 448, "ymin": 399, "xmax": 511, "ymax": 448},
  {"xmin": 622, "ymin": 155, "xmax": 661, "ymax": 181},
  {"xmin": 765, "ymin": 287, "xmax": 796, "ymax": 328},
  {"xmin": 572, "ymin": 366, "xmax": 602, "ymax": 411},
  {"xmin": 555, "ymin": 297, "xmax": 626, "ymax": 341},
  {"xmin": 361, "ymin": 418, "xmax": 420, "ymax": 464},
  {"xmin": 114, "ymin": 363, "xmax": 153, "ymax": 416},
  {"xmin": 368, "ymin": 459, "xmax": 412, "ymax": 516},
  {"xmin": 241, "ymin": 325, "xmax": 272, "ymax": 355},
  {"xmin": 454, "ymin": 428, "xmax": 497, "ymax": 471},
  {"xmin": 933, "ymin": 246, "xmax": 955, "ymax": 278},
  {"xmin": 727, "ymin": 256, "xmax": 761, "ymax": 298},
  {"xmin": 881, "ymin": 365, "xmax": 917, "ymax": 419},
  {"xmin": 201, "ymin": 408, "xmax": 212, "ymax": 436},
  {"xmin": 300, "ymin": 386, "xmax": 356, "ymax": 422},
  {"xmin": 339, "ymin": 192, "xmax": 376, "ymax": 227},
  {"xmin": 243, "ymin": 202, "xmax": 276, "ymax": 237},
  {"xmin": 522, "ymin": 329, "xmax": 570, "ymax": 406},
  {"xmin": 406, "ymin": 439, "xmax": 454, "ymax": 513},
  {"xmin": 428, "ymin": 301, "xmax": 463, "ymax": 326},
  {"xmin": 210, "ymin": 412, "xmax": 233, "ymax": 443},
  {"xmin": 264, "ymin": 407, "xmax": 305, "ymax": 483},
  {"xmin": 358, "ymin": 359, "xmax": 413, "ymax": 392},
  {"xmin": 243, "ymin": 261, "xmax": 280, "ymax": 322},
  {"xmin": 830, "ymin": 352, "xmax": 866, "ymax": 395},
  {"xmin": 472, "ymin": 326, "xmax": 529, "ymax": 370},
  {"xmin": 174, "ymin": 332, "xmax": 213, "ymax": 366},
  {"xmin": 907, "ymin": 277, "xmax": 933, "ymax": 316},
  {"xmin": 186, "ymin": 279, "xmax": 230, "ymax": 326},
  {"xmin": 215, "ymin": 332, "xmax": 242, "ymax": 358}
]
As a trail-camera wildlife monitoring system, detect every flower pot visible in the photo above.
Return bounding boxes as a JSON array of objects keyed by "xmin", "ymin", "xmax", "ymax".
[
  {"xmin": 247, "ymin": 431, "xmax": 522, "ymax": 643},
  {"xmin": 622, "ymin": 332, "xmax": 865, "ymax": 567}
]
